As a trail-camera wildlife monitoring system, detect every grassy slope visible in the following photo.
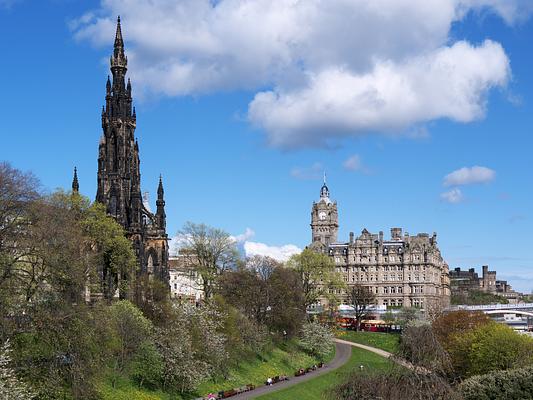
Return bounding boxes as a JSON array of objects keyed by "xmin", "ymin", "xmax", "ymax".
[
  {"xmin": 197, "ymin": 342, "xmax": 335, "ymax": 395},
  {"xmin": 98, "ymin": 373, "xmax": 175, "ymax": 400},
  {"xmin": 98, "ymin": 342, "xmax": 334, "ymax": 400},
  {"xmin": 336, "ymin": 331, "xmax": 400, "ymax": 353},
  {"xmin": 256, "ymin": 346, "xmax": 393, "ymax": 400}
]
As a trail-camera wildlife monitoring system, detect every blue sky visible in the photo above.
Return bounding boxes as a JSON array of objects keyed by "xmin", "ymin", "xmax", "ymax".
[{"xmin": 1, "ymin": 1, "xmax": 533, "ymax": 291}]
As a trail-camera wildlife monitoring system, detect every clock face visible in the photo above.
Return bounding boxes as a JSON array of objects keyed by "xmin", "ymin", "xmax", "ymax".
[{"xmin": 319, "ymin": 211, "xmax": 327, "ymax": 220}]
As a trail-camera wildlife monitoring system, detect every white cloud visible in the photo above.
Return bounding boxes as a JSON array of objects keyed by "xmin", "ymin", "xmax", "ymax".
[
  {"xmin": 441, "ymin": 188, "xmax": 464, "ymax": 203},
  {"xmin": 231, "ymin": 227, "xmax": 255, "ymax": 243},
  {"xmin": 343, "ymin": 155, "xmax": 362, "ymax": 171},
  {"xmin": 244, "ymin": 241, "xmax": 301, "ymax": 262},
  {"xmin": 249, "ymin": 41, "xmax": 509, "ymax": 148},
  {"xmin": 168, "ymin": 234, "xmax": 188, "ymax": 257},
  {"xmin": 290, "ymin": 162, "xmax": 323, "ymax": 180},
  {"xmin": 73, "ymin": 0, "xmax": 530, "ymax": 148},
  {"xmin": 343, "ymin": 154, "xmax": 371, "ymax": 174},
  {"xmin": 444, "ymin": 166, "xmax": 496, "ymax": 186}
]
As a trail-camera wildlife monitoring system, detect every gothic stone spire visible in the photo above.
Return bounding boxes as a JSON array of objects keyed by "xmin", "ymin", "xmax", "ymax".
[
  {"xmin": 72, "ymin": 167, "xmax": 79, "ymax": 193},
  {"xmin": 156, "ymin": 175, "xmax": 166, "ymax": 230}
]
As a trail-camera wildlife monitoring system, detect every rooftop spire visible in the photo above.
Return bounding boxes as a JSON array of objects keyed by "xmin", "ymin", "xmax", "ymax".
[
  {"xmin": 72, "ymin": 167, "xmax": 79, "ymax": 193},
  {"xmin": 320, "ymin": 171, "xmax": 330, "ymax": 201},
  {"xmin": 156, "ymin": 175, "xmax": 166, "ymax": 230},
  {"xmin": 114, "ymin": 15, "xmax": 124, "ymax": 50},
  {"xmin": 111, "ymin": 16, "xmax": 127, "ymax": 70},
  {"xmin": 157, "ymin": 174, "xmax": 164, "ymax": 199}
]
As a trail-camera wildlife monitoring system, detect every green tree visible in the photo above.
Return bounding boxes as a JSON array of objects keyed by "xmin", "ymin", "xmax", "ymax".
[
  {"xmin": 460, "ymin": 365, "xmax": 533, "ymax": 400},
  {"xmin": 108, "ymin": 300, "xmax": 153, "ymax": 387},
  {"xmin": 0, "ymin": 174, "xmax": 140, "ymax": 398},
  {"xmin": 286, "ymin": 248, "xmax": 344, "ymax": 309},
  {"xmin": 450, "ymin": 321, "xmax": 533, "ymax": 378},
  {"xmin": 82, "ymin": 202, "xmax": 137, "ymax": 300},
  {"xmin": 217, "ymin": 265, "xmax": 306, "ymax": 337},
  {"xmin": 129, "ymin": 341, "xmax": 164, "ymax": 389},
  {"xmin": 432, "ymin": 310, "xmax": 491, "ymax": 353},
  {"xmin": 267, "ymin": 266, "xmax": 306, "ymax": 336},
  {"xmin": 13, "ymin": 301, "xmax": 104, "ymax": 400},
  {"xmin": 217, "ymin": 268, "xmax": 268, "ymax": 325}
]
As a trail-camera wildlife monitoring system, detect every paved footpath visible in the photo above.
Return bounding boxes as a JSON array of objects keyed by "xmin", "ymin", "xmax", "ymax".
[
  {"xmin": 230, "ymin": 340, "xmax": 352, "ymax": 400},
  {"xmin": 229, "ymin": 338, "xmax": 416, "ymax": 399},
  {"xmin": 333, "ymin": 338, "xmax": 393, "ymax": 358},
  {"xmin": 335, "ymin": 338, "xmax": 419, "ymax": 371}
]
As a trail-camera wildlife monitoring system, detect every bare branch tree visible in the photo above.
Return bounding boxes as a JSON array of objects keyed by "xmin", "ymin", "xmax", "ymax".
[
  {"xmin": 0, "ymin": 162, "xmax": 40, "ymax": 289},
  {"xmin": 347, "ymin": 284, "xmax": 376, "ymax": 331},
  {"xmin": 178, "ymin": 222, "xmax": 239, "ymax": 299},
  {"xmin": 245, "ymin": 255, "xmax": 280, "ymax": 281}
]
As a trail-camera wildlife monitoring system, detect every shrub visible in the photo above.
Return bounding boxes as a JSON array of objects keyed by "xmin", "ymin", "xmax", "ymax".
[
  {"xmin": 433, "ymin": 311, "xmax": 491, "ymax": 348},
  {"xmin": 108, "ymin": 300, "xmax": 154, "ymax": 384},
  {"xmin": 299, "ymin": 321, "xmax": 333, "ymax": 361},
  {"xmin": 330, "ymin": 370, "xmax": 461, "ymax": 400},
  {"xmin": 396, "ymin": 322, "xmax": 452, "ymax": 375},
  {"xmin": 449, "ymin": 321, "xmax": 533, "ymax": 378},
  {"xmin": 0, "ymin": 340, "xmax": 35, "ymax": 400},
  {"xmin": 459, "ymin": 365, "xmax": 533, "ymax": 400},
  {"xmin": 129, "ymin": 341, "xmax": 164, "ymax": 389}
]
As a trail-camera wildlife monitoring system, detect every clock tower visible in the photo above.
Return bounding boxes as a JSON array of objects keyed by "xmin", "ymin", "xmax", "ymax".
[{"xmin": 310, "ymin": 175, "xmax": 338, "ymax": 248}]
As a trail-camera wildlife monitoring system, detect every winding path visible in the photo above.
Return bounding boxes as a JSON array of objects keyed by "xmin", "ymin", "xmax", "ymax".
[
  {"xmin": 333, "ymin": 338, "xmax": 393, "ymax": 358},
  {"xmin": 335, "ymin": 338, "xmax": 420, "ymax": 371},
  {"xmin": 229, "ymin": 337, "xmax": 414, "ymax": 399},
  {"xmin": 230, "ymin": 340, "xmax": 352, "ymax": 399}
]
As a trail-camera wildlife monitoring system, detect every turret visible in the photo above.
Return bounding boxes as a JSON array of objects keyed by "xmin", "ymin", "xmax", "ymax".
[
  {"xmin": 72, "ymin": 167, "xmax": 79, "ymax": 193},
  {"xmin": 156, "ymin": 175, "xmax": 166, "ymax": 230}
]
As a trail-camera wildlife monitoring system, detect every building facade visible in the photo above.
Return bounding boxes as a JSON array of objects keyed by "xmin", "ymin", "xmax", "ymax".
[
  {"xmin": 310, "ymin": 180, "xmax": 450, "ymax": 309},
  {"xmin": 450, "ymin": 265, "xmax": 521, "ymax": 303},
  {"xmin": 168, "ymin": 252, "xmax": 204, "ymax": 303},
  {"xmin": 94, "ymin": 18, "xmax": 169, "ymax": 288}
]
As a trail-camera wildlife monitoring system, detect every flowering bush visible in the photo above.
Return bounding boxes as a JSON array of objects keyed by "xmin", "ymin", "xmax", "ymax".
[{"xmin": 299, "ymin": 321, "xmax": 333, "ymax": 360}]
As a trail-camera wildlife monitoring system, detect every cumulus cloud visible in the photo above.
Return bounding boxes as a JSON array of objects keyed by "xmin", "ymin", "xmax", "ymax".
[
  {"xmin": 170, "ymin": 228, "xmax": 301, "ymax": 262},
  {"xmin": 244, "ymin": 241, "xmax": 301, "ymax": 262},
  {"xmin": 290, "ymin": 162, "xmax": 323, "ymax": 180},
  {"xmin": 441, "ymin": 188, "xmax": 464, "ymax": 204},
  {"xmin": 230, "ymin": 227, "xmax": 255, "ymax": 243},
  {"xmin": 73, "ymin": 0, "xmax": 530, "ymax": 148},
  {"xmin": 444, "ymin": 166, "xmax": 496, "ymax": 186},
  {"xmin": 233, "ymin": 228, "xmax": 301, "ymax": 261},
  {"xmin": 249, "ymin": 41, "xmax": 509, "ymax": 148}
]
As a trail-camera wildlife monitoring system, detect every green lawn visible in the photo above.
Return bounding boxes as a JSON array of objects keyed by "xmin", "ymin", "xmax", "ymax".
[
  {"xmin": 336, "ymin": 331, "xmax": 400, "ymax": 353},
  {"xmin": 255, "ymin": 346, "xmax": 393, "ymax": 400},
  {"xmin": 197, "ymin": 342, "xmax": 335, "ymax": 396},
  {"xmin": 98, "ymin": 373, "xmax": 176, "ymax": 400},
  {"xmin": 98, "ymin": 341, "xmax": 334, "ymax": 400}
]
